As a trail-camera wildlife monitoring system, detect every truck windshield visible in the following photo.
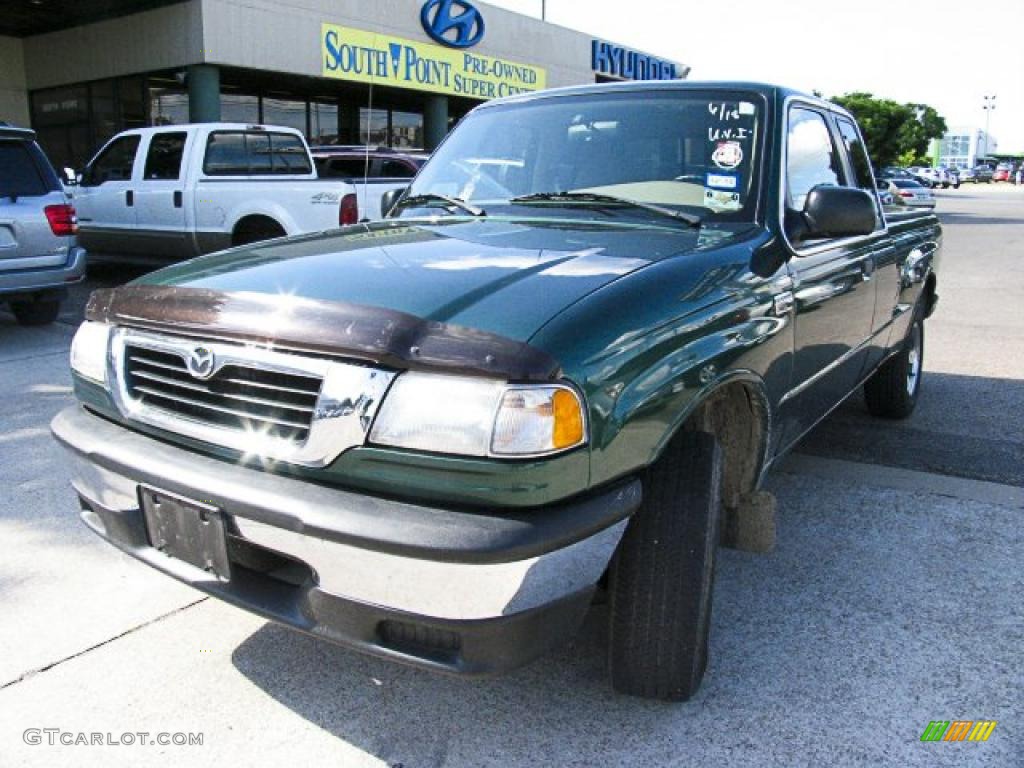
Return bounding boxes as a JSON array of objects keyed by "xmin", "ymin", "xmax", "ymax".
[{"xmin": 406, "ymin": 89, "xmax": 762, "ymax": 223}]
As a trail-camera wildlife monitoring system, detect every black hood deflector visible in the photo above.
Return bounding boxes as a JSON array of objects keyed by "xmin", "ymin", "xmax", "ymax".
[{"xmin": 86, "ymin": 285, "xmax": 562, "ymax": 382}]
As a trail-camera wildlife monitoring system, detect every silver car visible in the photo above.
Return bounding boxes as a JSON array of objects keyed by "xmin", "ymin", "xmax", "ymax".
[
  {"xmin": 0, "ymin": 124, "xmax": 86, "ymax": 325},
  {"xmin": 885, "ymin": 179, "xmax": 936, "ymax": 209}
]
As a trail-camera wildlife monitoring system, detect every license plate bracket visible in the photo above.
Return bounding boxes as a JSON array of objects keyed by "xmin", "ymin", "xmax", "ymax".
[{"xmin": 141, "ymin": 487, "xmax": 231, "ymax": 580}]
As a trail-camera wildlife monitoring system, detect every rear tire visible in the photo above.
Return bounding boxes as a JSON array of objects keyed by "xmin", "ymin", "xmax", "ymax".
[
  {"xmin": 864, "ymin": 314, "xmax": 924, "ymax": 419},
  {"xmin": 608, "ymin": 430, "xmax": 722, "ymax": 701},
  {"xmin": 10, "ymin": 297, "xmax": 61, "ymax": 326}
]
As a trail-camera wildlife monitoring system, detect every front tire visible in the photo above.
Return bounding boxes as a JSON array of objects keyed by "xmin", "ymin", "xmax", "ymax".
[
  {"xmin": 608, "ymin": 430, "xmax": 722, "ymax": 701},
  {"xmin": 10, "ymin": 297, "xmax": 61, "ymax": 326},
  {"xmin": 864, "ymin": 315, "xmax": 924, "ymax": 419}
]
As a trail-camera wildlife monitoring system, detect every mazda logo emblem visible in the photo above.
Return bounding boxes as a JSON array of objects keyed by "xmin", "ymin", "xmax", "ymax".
[
  {"xmin": 186, "ymin": 346, "xmax": 216, "ymax": 379},
  {"xmin": 421, "ymin": 0, "xmax": 485, "ymax": 49}
]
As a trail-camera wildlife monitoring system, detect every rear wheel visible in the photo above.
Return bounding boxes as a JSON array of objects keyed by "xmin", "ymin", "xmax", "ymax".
[
  {"xmin": 608, "ymin": 430, "xmax": 722, "ymax": 701},
  {"xmin": 864, "ymin": 315, "xmax": 924, "ymax": 419},
  {"xmin": 10, "ymin": 297, "xmax": 61, "ymax": 326},
  {"xmin": 232, "ymin": 218, "xmax": 286, "ymax": 247}
]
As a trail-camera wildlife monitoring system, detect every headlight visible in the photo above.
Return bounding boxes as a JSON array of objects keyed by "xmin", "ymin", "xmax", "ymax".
[
  {"xmin": 369, "ymin": 372, "xmax": 586, "ymax": 458},
  {"xmin": 70, "ymin": 321, "xmax": 112, "ymax": 385}
]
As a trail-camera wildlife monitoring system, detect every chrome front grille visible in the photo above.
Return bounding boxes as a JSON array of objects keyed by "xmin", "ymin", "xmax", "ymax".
[
  {"xmin": 109, "ymin": 328, "xmax": 396, "ymax": 467},
  {"xmin": 124, "ymin": 345, "xmax": 321, "ymax": 442}
]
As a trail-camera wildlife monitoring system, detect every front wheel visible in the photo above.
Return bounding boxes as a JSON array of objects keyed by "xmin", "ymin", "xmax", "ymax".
[
  {"xmin": 608, "ymin": 430, "xmax": 722, "ymax": 701},
  {"xmin": 864, "ymin": 316, "xmax": 923, "ymax": 419}
]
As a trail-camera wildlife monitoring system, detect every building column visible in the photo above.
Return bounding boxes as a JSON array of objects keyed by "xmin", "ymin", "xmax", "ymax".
[
  {"xmin": 187, "ymin": 64, "xmax": 221, "ymax": 123},
  {"xmin": 423, "ymin": 94, "xmax": 449, "ymax": 151}
]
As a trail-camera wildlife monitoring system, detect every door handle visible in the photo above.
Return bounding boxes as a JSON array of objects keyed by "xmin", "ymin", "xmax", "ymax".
[
  {"xmin": 173, "ymin": 190, "xmax": 183, "ymax": 208},
  {"xmin": 126, "ymin": 190, "xmax": 134, "ymax": 207}
]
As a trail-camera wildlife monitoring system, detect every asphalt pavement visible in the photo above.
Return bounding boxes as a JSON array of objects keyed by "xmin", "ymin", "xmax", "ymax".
[{"xmin": 0, "ymin": 185, "xmax": 1020, "ymax": 767}]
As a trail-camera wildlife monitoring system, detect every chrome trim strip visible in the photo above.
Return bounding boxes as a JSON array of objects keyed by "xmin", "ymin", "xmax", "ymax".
[
  {"xmin": 779, "ymin": 333, "xmax": 872, "ymax": 405},
  {"xmin": 109, "ymin": 328, "xmax": 396, "ymax": 467}
]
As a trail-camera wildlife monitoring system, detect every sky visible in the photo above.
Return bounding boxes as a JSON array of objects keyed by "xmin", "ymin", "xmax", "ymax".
[{"xmin": 484, "ymin": 0, "xmax": 1024, "ymax": 153}]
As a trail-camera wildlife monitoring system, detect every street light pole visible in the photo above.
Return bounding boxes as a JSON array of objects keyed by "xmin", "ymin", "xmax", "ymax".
[
  {"xmin": 541, "ymin": 0, "xmax": 546, "ymax": 20},
  {"xmin": 982, "ymin": 94, "xmax": 996, "ymax": 163}
]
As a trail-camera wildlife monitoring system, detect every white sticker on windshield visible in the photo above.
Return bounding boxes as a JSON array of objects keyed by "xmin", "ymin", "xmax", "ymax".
[
  {"xmin": 704, "ymin": 188, "xmax": 742, "ymax": 211},
  {"xmin": 739, "ymin": 101, "xmax": 756, "ymax": 115},
  {"xmin": 706, "ymin": 173, "xmax": 738, "ymax": 190}
]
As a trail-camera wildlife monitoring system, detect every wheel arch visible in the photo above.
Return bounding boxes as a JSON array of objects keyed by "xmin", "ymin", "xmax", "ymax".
[
  {"xmin": 650, "ymin": 371, "xmax": 773, "ymax": 508},
  {"xmin": 231, "ymin": 213, "xmax": 287, "ymax": 245}
]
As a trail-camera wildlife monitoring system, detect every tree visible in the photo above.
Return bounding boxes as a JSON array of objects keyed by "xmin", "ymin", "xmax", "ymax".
[{"xmin": 831, "ymin": 92, "xmax": 947, "ymax": 168}]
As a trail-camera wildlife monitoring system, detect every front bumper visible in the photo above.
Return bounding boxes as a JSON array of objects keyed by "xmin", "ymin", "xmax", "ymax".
[
  {"xmin": 51, "ymin": 406, "xmax": 640, "ymax": 675},
  {"xmin": 0, "ymin": 246, "xmax": 86, "ymax": 296}
]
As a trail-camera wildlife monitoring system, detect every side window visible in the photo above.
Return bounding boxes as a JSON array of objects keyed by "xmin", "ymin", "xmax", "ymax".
[
  {"xmin": 320, "ymin": 156, "xmax": 371, "ymax": 179},
  {"xmin": 246, "ymin": 133, "xmax": 273, "ymax": 175},
  {"xmin": 836, "ymin": 119, "xmax": 875, "ymax": 193},
  {"xmin": 380, "ymin": 159, "xmax": 416, "ymax": 178},
  {"xmin": 203, "ymin": 132, "xmax": 311, "ymax": 175},
  {"xmin": 837, "ymin": 117, "xmax": 882, "ymax": 225},
  {"xmin": 203, "ymin": 132, "xmax": 248, "ymax": 175},
  {"xmin": 85, "ymin": 135, "xmax": 140, "ymax": 186},
  {"xmin": 269, "ymin": 133, "xmax": 311, "ymax": 174},
  {"xmin": 143, "ymin": 132, "xmax": 187, "ymax": 180},
  {"xmin": 786, "ymin": 108, "xmax": 842, "ymax": 211}
]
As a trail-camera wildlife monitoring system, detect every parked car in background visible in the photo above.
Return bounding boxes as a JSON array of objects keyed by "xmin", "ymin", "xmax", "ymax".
[
  {"xmin": 311, "ymin": 146, "xmax": 428, "ymax": 181},
  {"xmin": 878, "ymin": 166, "xmax": 915, "ymax": 181},
  {"xmin": 992, "ymin": 163, "xmax": 1014, "ymax": 182},
  {"xmin": 884, "ymin": 179, "xmax": 936, "ymax": 208},
  {"xmin": 972, "ymin": 165, "xmax": 994, "ymax": 183},
  {"xmin": 957, "ymin": 166, "xmax": 977, "ymax": 183},
  {"xmin": 72, "ymin": 124, "xmax": 409, "ymax": 263},
  {"xmin": 939, "ymin": 166, "xmax": 960, "ymax": 188},
  {"xmin": 0, "ymin": 123, "xmax": 86, "ymax": 325},
  {"xmin": 908, "ymin": 167, "xmax": 949, "ymax": 189}
]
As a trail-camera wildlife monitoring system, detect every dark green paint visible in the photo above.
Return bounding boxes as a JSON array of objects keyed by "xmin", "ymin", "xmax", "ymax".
[{"xmin": 87, "ymin": 83, "xmax": 940, "ymax": 508}]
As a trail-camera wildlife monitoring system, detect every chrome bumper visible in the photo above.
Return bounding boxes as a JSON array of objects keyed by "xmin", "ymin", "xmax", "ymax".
[{"xmin": 52, "ymin": 406, "xmax": 639, "ymax": 673}]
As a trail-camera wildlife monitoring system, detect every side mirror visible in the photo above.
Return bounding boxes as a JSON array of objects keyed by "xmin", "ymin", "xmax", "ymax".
[
  {"xmin": 799, "ymin": 185, "xmax": 877, "ymax": 241},
  {"xmin": 381, "ymin": 187, "xmax": 407, "ymax": 218},
  {"xmin": 63, "ymin": 167, "xmax": 78, "ymax": 186}
]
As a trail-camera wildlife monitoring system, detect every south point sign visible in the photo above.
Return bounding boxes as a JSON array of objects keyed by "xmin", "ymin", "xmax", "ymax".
[{"xmin": 322, "ymin": 24, "xmax": 546, "ymax": 100}]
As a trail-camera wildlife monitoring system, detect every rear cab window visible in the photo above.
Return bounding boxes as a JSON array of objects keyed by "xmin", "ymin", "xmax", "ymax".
[{"xmin": 203, "ymin": 131, "xmax": 312, "ymax": 176}]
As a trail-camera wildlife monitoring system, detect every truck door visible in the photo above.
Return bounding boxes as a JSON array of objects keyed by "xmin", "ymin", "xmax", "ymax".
[
  {"xmin": 75, "ymin": 133, "xmax": 141, "ymax": 257},
  {"xmin": 778, "ymin": 105, "xmax": 881, "ymax": 446},
  {"xmin": 135, "ymin": 130, "xmax": 192, "ymax": 259}
]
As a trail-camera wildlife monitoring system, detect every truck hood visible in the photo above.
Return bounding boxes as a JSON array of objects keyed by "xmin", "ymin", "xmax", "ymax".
[{"xmin": 140, "ymin": 217, "xmax": 704, "ymax": 343}]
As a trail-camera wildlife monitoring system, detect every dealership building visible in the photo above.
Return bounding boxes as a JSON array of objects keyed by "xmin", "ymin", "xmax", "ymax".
[{"xmin": 0, "ymin": 0, "xmax": 687, "ymax": 170}]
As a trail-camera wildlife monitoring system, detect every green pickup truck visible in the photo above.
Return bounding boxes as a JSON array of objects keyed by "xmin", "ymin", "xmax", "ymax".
[{"xmin": 53, "ymin": 81, "xmax": 939, "ymax": 701}]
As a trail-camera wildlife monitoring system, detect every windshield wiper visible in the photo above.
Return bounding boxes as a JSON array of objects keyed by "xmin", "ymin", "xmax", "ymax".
[
  {"xmin": 393, "ymin": 193, "xmax": 486, "ymax": 217},
  {"xmin": 510, "ymin": 192, "xmax": 702, "ymax": 228}
]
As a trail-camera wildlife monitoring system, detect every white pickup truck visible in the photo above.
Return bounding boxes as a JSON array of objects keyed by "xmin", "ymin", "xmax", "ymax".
[{"xmin": 73, "ymin": 124, "xmax": 408, "ymax": 261}]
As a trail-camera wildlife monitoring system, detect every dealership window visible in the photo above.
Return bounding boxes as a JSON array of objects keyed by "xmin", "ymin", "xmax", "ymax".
[
  {"xmin": 221, "ymin": 94, "xmax": 259, "ymax": 124},
  {"xmin": 361, "ymin": 108, "xmax": 388, "ymax": 146},
  {"xmin": 309, "ymin": 102, "xmax": 339, "ymax": 145},
  {"xmin": 150, "ymin": 85, "xmax": 189, "ymax": 126},
  {"xmin": 262, "ymin": 97, "xmax": 307, "ymax": 135},
  {"xmin": 391, "ymin": 111, "xmax": 424, "ymax": 149}
]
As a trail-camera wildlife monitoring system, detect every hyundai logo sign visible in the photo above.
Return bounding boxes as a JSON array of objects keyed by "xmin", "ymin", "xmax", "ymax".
[{"xmin": 421, "ymin": 0, "xmax": 485, "ymax": 49}]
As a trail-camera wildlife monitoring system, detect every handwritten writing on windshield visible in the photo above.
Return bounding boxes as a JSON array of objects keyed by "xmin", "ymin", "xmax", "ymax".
[{"xmin": 708, "ymin": 102, "xmax": 754, "ymax": 141}]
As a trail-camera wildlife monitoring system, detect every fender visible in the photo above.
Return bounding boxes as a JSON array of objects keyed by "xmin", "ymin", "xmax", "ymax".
[{"xmin": 224, "ymin": 199, "xmax": 301, "ymax": 237}]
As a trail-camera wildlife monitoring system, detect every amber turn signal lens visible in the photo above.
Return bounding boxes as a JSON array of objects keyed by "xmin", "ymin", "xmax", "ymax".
[{"xmin": 552, "ymin": 388, "xmax": 585, "ymax": 449}]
